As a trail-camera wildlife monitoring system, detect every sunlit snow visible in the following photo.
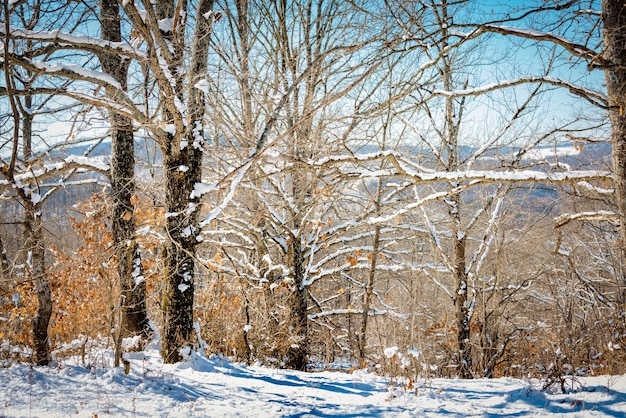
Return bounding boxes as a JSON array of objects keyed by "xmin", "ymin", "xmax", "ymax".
[{"xmin": 1, "ymin": 341, "xmax": 625, "ymax": 417}]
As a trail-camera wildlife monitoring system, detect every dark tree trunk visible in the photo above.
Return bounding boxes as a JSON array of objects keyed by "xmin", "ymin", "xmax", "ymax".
[
  {"xmin": 358, "ymin": 215, "xmax": 381, "ymax": 365},
  {"xmin": 111, "ymin": 119, "xmax": 149, "ymax": 339},
  {"xmin": 25, "ymin": 206, "xmax": 51, "ymax": 366},
  {"xmin": 100, "ymin": 0, "xmax": 150, "ymax": 343},
  {"xmin": 19, "ymin": 75, "xmax": 51, "ymax": 366},
  {"xmin": 160, "ymin": 0, "xmax": 215, "ymax": 363},
  {"xmin": 0, "ymin": 237, "xmax": 9, "ymax": 285},
  {"xmin": 603, "ymin": 1, "xmax": 626, "ymax": 264},
  {"xmin": 285, "ymin": 237, "xmax": 308, "ymax": 371},
  {"xmin": 161, "ymin": 144, "xmax": 203, "ymax": 363},
  {"xmin": 452, "ymin": 219, "xmax": 473, "ymax": 379}
]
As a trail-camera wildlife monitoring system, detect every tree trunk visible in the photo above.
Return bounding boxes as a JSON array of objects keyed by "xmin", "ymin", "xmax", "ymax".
[
  {"xmin": 602, "ymin": 1, "xmax": 626, "ymax": 264},
  {"xmin": 0, "ymin": 237, "xmax": 9, "ymax": 285},
  {"xmin": 160, "ymin": 0, "xmax": 215, "ymax": 363},
  {"xmin": 285, "ymin": 236, "xmax": 308, "ymax": 371},
  {"xmin": 451, "ymin": 209, "xmax": 473, "ymax": 379},
  {"xmin": 161, "ymin": 145, "xmax": 203, "ymax": 363},
  {"xmin": 438, "ymin": 0, "xmax": 474, "ymax": 378},
  {"xmin": 24, "ymin": 207, "xmax": 51, "ymax": 366},
  {"xmin": 111, "ymin": 119, "xmax": 149, "ymax": 338},
  {"xmin": 100, "ymin": 0, "xmax": 150, "ymax": 345},
  {"xmin": 358, "ymin": 178, "xmax": 383, "ymax": 365},
  {"xmin": 358, "ymin": 224, "xmax": 380, "ymax": 365},
  {"xmin": 20, "ymin": 76, "xmax": 51, "ymax": 365}
]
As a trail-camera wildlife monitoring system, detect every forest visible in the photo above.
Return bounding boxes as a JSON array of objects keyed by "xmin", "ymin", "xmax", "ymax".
[{"xmin": 1, "ymin": 0, "xmax": 625, "ymax": 388}]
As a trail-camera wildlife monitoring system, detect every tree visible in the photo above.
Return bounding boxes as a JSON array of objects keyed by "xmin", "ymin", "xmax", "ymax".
[
  {"xmin": 332, "ymin": 0, "xmax": 612, "ymax": 378},
  {"xmin": 0, "ymin": 0, "xmax": 108, "ymax": 365},
  {"xmin": 119, "ymin": 0, "xmax": 217, "ymax": 362},
  {"xmin": 602, "ymin": 1, "xmax": 626, "ymax": 262},
  {"xmin": 99, "ymin": 0, "xmax": 150, "ymax": 363},
  {"xmin": 474, "ymin": 1, "xmax": 624, "ymax": 269},
  {"xmin": 1, "ymin": 0, "xmax": 219, "ymax": 363},
  {"xmin": 464, "ymin": 0, "xmax": 626, "ymax": 371},
  {"xmin": 201, "ymin": 0, "xmax": 390, "ymax": 369}
]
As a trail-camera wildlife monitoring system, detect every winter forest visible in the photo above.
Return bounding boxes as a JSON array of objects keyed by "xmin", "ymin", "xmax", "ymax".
[{"xmin": 1, "ymin": 0, "xmax": 626, "ymax": 401}]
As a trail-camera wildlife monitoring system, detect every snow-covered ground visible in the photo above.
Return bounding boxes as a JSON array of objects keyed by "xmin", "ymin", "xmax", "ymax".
[{"xmin": 1, "ymin": 342, "xmax": 626, "ymax": 417}]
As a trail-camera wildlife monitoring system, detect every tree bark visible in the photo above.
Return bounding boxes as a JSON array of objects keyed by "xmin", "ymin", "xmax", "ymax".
[
  {"xmin": 25, "ymin": 205, "xmax": 51, "ymax": 366},
  {"xmin": 100, "ymin": 0, "xmax": 150, "ymax": 345},
  {"xmin": 21, "ymin": 82, "xmax": 50, "ymax": 365},
  {"xmin": 19, "ymin": 60, "xmax": 51, "ymax": 365},
  {"xmin": 602, "ymin": 1, "xmax": 626, "ymax": 264},
  {"xmin": 285, "ymin": 236, "xmax": 308, "ymax": 371},
  {"xmin": 440, "ymin": 0, "xmax": 473, "ymax": 378},
  {"xmin": 451, "ymin": 217, "xmax": 473, "ymax": 379},
  {"xmin": 161, "ymin": 145, "xmax": 203, "ymax": 362},
  {"xmin": 160, "ymin": 0, "xmax": 215, "ymax": 363},
  {"xmin": 358, "ymin": 177, "xmax": 383, "ymax": 365},
  {"xmin": 358, "ymin": 223, "xmax": 380, "ymax": 365},
  {"xmin": 0, "ymin": 237, "xmax": 9, "ymax": 286}
]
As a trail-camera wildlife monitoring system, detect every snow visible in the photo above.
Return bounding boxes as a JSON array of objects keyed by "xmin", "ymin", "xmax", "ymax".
[
  {"xmin": 311, "ymin": 152, "xmax": 612, "ymax": 186},
  {"xmin": 30, "ymin": 191, "xmax": 41, "ymax": 204},
  {"xmin": 384, "ymin": 346, "xmax": 399, "ymax": 358},
  {"xmin": 190, "ymin": 182, "xmax": 217, "ymax": 199},
  {"xmin": 577, "ymin": 181, "xmax": 614, "ymax": 196},
  {"xmin": 525, "ymin": 145, "xmax": 581, "ymax": 160},
  {"xmin": 194, "ymin": 79, "xmax": 210, "ymax": 94},
  {"xmin": 164, "ymin": 124, "xmax": 176, "ymax": 135},
  {"xmin": 1, "ymin": 342, "xmax": 626, "ymax": 417},
  {"xmin": 64, "ymin": 155, "xmax": 110, "ymax": 172},
  {"xmin": 29, "ymin": 59, "xmax": 123, "ymax": 91},
  {"xmin": 158, "ymin": 18, "xmax": 174, "ymax": 33},
  {"xmin": 200, "ymin": 161, "xmax": 251, "ymax": 227},
  {"xmin": 0, "ymin": 27, "xmax": 146, "ymax": 59},
  {"xmin": 407, "ymin": 348, "xmax": 421, "ymax": 359},
  {"xmin": 192, "ymin": 121, "xmax": 204, "ymax": 150},
  {"xmin": 400, "ymin": 168, "xmax": 610, "ymax": 184},
  {"xmin": 136, "ymin": 225, "xmax": 151, "ymax": 235}
]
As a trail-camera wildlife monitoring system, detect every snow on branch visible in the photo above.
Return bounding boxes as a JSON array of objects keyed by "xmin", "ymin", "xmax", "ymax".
[
  {"xmin": 430, "ymin": 76, "xmax": 607, "ymax": 107},
  {"xmin": 319, "ymin": 153, "xmax": 612, "ymax": 185},
  {"xmin": 0, "ymin": 27, "xmax": 146, "ymax": 60},
  {"xmin": 199, "ymin": 161, "xmax": 251, "ymax": 228},
  {"xmin": 554, "ymin": 210, "xmax": 620, "ymax": 228},
  {"xmin": 312, "ymin": 150, "xmax": 396, "ymax": 166},
  {"xmin": 3, "ymin": 55, "xmax": 123, "ymax": 91},
  {"xmin": 308, "ymin": 308, "xmax": 365, "ymax": 320},
  {"xmin": 480, "ymin": 25, "xmax": 607, "ymax": 68},
  {"xmin": 0, "ymin": 87, "xmax": 149, "ymax": 130},
  {"xmin": 399, "ymin": 168, "xmax": 612, "ymax": 185},
  {"xmin": 311, "ymin": 151, "xmax": 613, "ymax": 191},
  {"xmin": 576, "ymin": 181, "xmax": 614, "ymax": 196},
  {"xmin": 0, "ymin": 156, "xmax": 109, "ymax": 193}
]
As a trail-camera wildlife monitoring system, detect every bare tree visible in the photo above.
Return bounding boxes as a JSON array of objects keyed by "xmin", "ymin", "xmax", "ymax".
[
  {"xmin": 1, "ymin": 0, "xmax": 220, "ymax": 363},
  {"xmin": 602, "ymin": 1, "xmax": 626, "ymax": 262},
  {"xmin": 119, "ymin": 0, "xmax": 217, "ymax": 362},
  {"xmin": 99, "ymin": 0, "xmax": 150, "ymax": 363},
  {"xmin": 339, "ymin": 0, "xmax": 610, "ymax": 378},
  {"xmin": 0, "ymin": 0, "xmax": 109, "ymax": 365}
]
